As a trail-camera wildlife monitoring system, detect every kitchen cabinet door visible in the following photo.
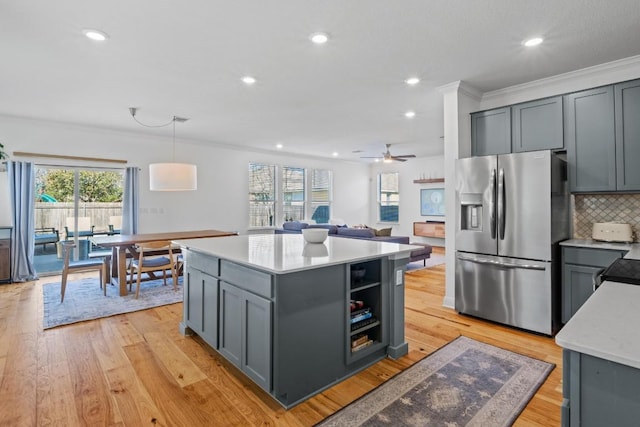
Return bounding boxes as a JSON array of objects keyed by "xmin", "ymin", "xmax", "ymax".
[
  {"xmin": 242, "ymin": 291, "xmax": 272, "ymax": 392},
  {"xmin": 565, "ymin": 86, "xmax": 616, "ymax": 192},
  {"xmin": 471, "ymin": 107, "xmax": 511, "ymax": 156},
  {"xmin": 184, "ymin": 268, "xmax": 219, "ymax": 347},
  {"xmin": 615, "ymin": 79, "xmax": 640, "ymax": 191},
  {"xmin": 219, "ymin": 281, "xmax": 243, "ymax": 367},
  {"xmin": 562, "ymin": 264, "xmax": 601, "ymax": 324},
  {"xmin": 512, "ymin": 96, "xmax": 563, "ymax": 152}
]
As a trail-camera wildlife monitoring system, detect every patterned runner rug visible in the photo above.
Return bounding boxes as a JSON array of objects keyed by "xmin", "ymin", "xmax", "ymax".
[
  {"xmin": 316, "ymin": 336, "xmax": 554, "ymax": 427},
  {"xmin": 42, "ymin": 276, "xmax": 183, "ymax": 329}
]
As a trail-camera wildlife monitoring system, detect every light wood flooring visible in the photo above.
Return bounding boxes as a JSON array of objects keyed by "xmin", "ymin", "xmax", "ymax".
[{"xmin": 0, "ymin": 254, "xmax": 562, "ymax": 426}]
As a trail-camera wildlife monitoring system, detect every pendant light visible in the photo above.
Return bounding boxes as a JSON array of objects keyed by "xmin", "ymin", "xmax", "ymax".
[{"xmin": 129, "ymin": 107, "xmax": 197, "ymax": 191}]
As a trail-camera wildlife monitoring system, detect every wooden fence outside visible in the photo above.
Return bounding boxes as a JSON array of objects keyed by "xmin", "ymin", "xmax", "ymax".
[{"xmin": 35, "ymin": 202, "xmax": 122, "ymax": 239}]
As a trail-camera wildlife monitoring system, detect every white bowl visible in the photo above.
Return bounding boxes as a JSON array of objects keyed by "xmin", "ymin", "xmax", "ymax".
[{"xmin": 302, "ymin": 228, "xmax": 329, "ymax": 243}]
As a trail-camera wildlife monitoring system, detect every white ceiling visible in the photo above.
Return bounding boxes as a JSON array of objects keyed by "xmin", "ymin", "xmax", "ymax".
[{"xmin": 2, "ymin": 0, "xmax": 640, "ymax": 162}]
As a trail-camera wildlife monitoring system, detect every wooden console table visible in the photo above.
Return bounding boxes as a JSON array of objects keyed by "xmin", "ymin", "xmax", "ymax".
[{"xmin": 413, "ymin": 221, "xmax": 445, "ymax": 238}]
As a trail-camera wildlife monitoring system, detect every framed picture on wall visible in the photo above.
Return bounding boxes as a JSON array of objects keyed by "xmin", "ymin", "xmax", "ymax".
[{"xmin": 420, "ymin": 188, "xmax": 445, "ymax": 216}]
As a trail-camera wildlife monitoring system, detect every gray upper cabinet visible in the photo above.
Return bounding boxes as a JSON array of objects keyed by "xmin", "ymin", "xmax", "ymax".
[
  {"xmin": 471, "ymin": 107, "xmax": 511, "ymax": 156},
  {"xmin": 512, "ymin": 96, "xmax": 564, "ymax": 152},
  {"xmin": 615, "ymin": 79, "xmax": 640, "ymax": 191},
  {"xmin": 565, "ymin": 86, "xmax": 617, "ymax": 192}
]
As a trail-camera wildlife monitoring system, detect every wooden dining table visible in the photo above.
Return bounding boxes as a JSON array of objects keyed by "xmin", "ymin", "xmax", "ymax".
[{"xmin": 92, "ymin": 229, "xmax": 237, "ymax": 296}]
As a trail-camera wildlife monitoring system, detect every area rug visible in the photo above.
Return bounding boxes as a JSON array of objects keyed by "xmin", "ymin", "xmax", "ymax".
[
  {"xmin": 316, "ymin": 336, "xmax": 554, "ymax": 427},
  {"xmin": 42, "ymin": 276, "xmax": 183, "ymax": 329},
  {"xmin": 406, "ymin": 253, "xmax": 446, "ymax": 271}
]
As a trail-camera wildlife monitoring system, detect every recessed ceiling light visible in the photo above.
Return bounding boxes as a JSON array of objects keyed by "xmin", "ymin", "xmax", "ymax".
[
  {"xmin": 523, "ymin": 37, "xmax": 543, "ymax": 47},
  {"xmin": 276, "ymin": 143, "xmax": 283, "ymax": 149},
  {"xmin": 83, "ymin": 29, "xmax": 108, "ymax": 41},
  {"xmin": 241, "ymin": 76, "xmax": 256, "ymax": 85},
  {"xmin": 405, "ymin": 111, "xmax": 416, "ymax": 118},
  {"xmin": 405, "ymin": 77, "xmax": 420, "ymax": 85},
  {"xmin": 332, "ymin": 152, "xmax": 339, "ymax": 157},
  {"xmin": 310, "ymin": 32, "xmax": 329, "ymax": 44}
]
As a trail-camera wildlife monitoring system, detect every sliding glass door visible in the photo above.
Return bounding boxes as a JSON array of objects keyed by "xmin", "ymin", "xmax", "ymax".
[{"xmin": 33, "ymin": 166, "xmax": 124, "ymax": 274}]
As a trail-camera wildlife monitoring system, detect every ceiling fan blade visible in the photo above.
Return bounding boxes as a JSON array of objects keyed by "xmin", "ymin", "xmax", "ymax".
[
  {"xmin": 391, "ymin": 157, "xmax": 407, "ymax": 162},
  {"xmin": 393, "ymin": 154, "xmax": 416, "ymax": 158}
]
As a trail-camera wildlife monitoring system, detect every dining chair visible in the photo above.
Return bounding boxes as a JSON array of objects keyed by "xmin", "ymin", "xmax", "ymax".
[
  {"xmin": 60, "ymin": 241, "xmax": 106, "ymax": 303},
  {"xmin": 128, "ymin": 241, "xmax": 178, "ymax": 299}
]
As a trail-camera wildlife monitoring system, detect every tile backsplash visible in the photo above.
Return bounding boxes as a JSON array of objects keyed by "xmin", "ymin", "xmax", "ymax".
[{"xmin": 573, "ymin": 194, "xmax": 640, "ymax": 242}]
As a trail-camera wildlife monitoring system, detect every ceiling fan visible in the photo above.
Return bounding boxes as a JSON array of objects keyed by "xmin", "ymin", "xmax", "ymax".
[{"xmin": 361, "ymin": 144, "xmax": 417, "ymax": 162}]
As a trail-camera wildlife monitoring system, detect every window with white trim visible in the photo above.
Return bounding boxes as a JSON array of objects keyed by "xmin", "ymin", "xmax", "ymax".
[
  {"xmin": 282, "ymin": 166, "xmax": 305, "ymax": 222},
  {"xmin": 378, "ymin": 172, "xmax": 399, "ymax": 222},
  {"xmin": 249, "ymin": 163, "xmax": 276, "ymax": 227},
  {"xmin": 310, "ymin": 169, "xmax": 332, "ymax": 224}
]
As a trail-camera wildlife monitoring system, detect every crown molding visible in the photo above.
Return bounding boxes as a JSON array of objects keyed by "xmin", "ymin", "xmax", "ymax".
[
  {"xmin": 437, "ymin": 80, "xmax": 482, "ymax": 101},
  {"xmin": 482, "ymin": 55, "xmax": 640, "ymax": 105}
]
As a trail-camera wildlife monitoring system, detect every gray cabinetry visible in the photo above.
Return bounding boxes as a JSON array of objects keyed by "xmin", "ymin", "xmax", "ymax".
[
  {"xmin": 615, "ymin": 79, "xmax": 640, "ymax": 191},
  {"xmin": 565, "ymin": 86, "xmax": 616, "ymax": 192},
  {"xmin": 566, "ymin": 79, "xmax": 640, "ymax": 192},
  {"xmin": 563, "ymin": 349, "xmax": 640, "ymax": 427},
  {"xmin": 471, "ymin": 107, "xmax": 511, "ymax": 156},
  {"xmin": 179, "ymin": 246, "xmax": 408, "ymax": 408},
  {"xmin": 561, "ymin": 246, "xmax": 626, "ymax": 323},
  {"xmin": 185, "ymin": 268, "xmax": 219, "ymax": 347},
  {"xmin": 512, "ymin": 96, "xmax": 563, "ymax": 152},
  {"xmin": 219, "ymin": 280, "xmax": 272, "ymax": 392},
  {"xmin": 219, "ymin": 280, "xmax": 243, "ymax": 366}
]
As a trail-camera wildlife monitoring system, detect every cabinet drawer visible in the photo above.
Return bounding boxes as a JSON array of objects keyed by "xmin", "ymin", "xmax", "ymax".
[
  {"xmin": 220, "ymin": 260, "xmax": 272, "ymax": 298},
  {"xmin": 563, "ymin": 247, "xmax": 626, "ymax": 268},
  {"xmin": 185, "ymin": 250, "xmax": 219, "ymax": 276}
]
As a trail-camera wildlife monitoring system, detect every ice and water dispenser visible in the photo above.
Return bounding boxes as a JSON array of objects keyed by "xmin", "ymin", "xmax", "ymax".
[{"xmin": 459, "ymin": 193, "xmax": 483, "ymax": 231}]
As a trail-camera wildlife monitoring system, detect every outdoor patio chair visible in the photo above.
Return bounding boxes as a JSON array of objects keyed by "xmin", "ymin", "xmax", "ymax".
[
  {"xmin": 64, "ymin": 217, "xmax": 95, "ymax": 240},
  {"xmin": 128, "ymin": 240, "xmax": 177, "ymax": 299},
  {"xmin": 108, "ymin": 215, "xmax": 122, "ymax": 235},
  {"xmin": 34, "ymin": 227, "xmax": 59, "ymax": 250},
  {"xmin": 60, "ymin": 241, "xmax": 106, "ymax": 303}
]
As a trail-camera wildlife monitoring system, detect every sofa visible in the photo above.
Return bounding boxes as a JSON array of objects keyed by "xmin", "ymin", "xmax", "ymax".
[{"xmin": 275, "ymin": 221, "xmax": 432, "ymax": 264}]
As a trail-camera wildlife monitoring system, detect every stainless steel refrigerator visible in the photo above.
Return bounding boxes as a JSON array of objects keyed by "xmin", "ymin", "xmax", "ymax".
[{"xmin": 455, "ymin": 150, "xmax": 569, "ymax": 335}]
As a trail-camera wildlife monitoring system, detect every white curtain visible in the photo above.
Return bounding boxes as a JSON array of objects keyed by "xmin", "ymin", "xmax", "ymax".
[
  {"xmin": 122, "ymin": 167, "xmax": 139, "ymax": 235},
  {"xmin": 7, "ymin": 161, "xmax": 37, "ymax": 282}
]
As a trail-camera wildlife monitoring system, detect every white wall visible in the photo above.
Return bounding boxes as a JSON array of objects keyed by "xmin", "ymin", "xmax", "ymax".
[
  {"xmin": 369, "ymin": 156, "xmax": 445, "ymax": 246},
  {"xmin": 0, "ymin": 116, "xmax": 370, "ymax": 234}
]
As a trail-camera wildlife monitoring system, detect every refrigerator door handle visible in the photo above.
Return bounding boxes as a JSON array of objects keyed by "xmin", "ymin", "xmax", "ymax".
[
  {"xmin": 457, "ymin": 254, "xmax": 546, "ymax": 271},
  {"xmin": 489, "ymin": 168, "xmax": 497, "ymax": 239},
  {"xmin": 497, "ymin": 168, "xmax": 505, "ymax": 240}
]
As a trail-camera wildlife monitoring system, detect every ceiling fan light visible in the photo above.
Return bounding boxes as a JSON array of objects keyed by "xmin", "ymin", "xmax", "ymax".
[
  {"xmin": 149, "ymin": 163, "xmax": 197, "ymax": 191},
  {"xmin": 383, "ymin": 158, "xmax": 393, "ymax": 163}
]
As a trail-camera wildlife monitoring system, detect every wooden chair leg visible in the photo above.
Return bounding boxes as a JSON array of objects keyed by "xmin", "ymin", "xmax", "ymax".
[
  {"xmin": 61, "ymin": 270, "xmax": 68, "ymax": 303},
  {"xmin": 135, "ymin": 268, "xmax": 142, "ymax": 299}
]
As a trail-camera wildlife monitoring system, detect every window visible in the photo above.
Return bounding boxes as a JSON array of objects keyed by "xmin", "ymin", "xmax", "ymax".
[
  {"xmin": 248, "ymin": 164, "xmax": 333, "ymax": 227},
  {"xmin": 33, "ymin": 166, "xmax": 125, "ymax": 273},
  {"xmin": 378, "ymin": 172, "xmax": 399, "ymax": 222},
  {"xmin": 310, "ymin": 169, "xmax": 332, "ymax": 224},
  {"xmin": 249, "ymin": 164, "xmax": 276, "ymax": 227},
  {"xmin": 282, "ymin": 166, "xmax": 305, "ymax": 222}
]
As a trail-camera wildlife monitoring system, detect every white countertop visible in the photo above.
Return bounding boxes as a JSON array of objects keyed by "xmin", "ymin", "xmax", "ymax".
[
  {"xmin": 556, "ymin": 241, "xmax": 640, "ymax": 369},
  {"xmin": 173, "ymin": 234, "xmax": 416, "ymax": 274},
  {"xmin": 560, "ymin": 238, "xmax": 636, "ymax": 251}
]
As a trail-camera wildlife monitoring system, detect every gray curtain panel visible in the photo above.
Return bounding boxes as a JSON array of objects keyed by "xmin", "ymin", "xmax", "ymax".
[
  {"xmin": 7, "ymin": 161, "xmax": 37, "ymax": 282},
  {"xmin": 122, "ymin": 167, "xmax": 139, "ymax": 235}
]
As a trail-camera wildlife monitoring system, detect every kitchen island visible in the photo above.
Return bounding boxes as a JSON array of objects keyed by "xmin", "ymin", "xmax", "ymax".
[
  {"xmin": 556, "ymin": 244, "xmax": 640, "ymax": 426},
  {"xmin": 173, "ymin": 234, "xmax": 415, "ymax": 408}
]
